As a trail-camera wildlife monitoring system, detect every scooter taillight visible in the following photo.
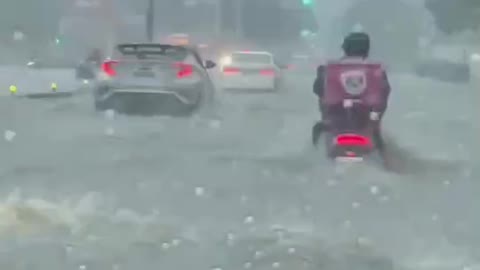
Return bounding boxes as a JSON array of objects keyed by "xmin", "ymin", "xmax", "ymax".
[{"xmin": 335, "ymin": 134, "xmax": 372, "ymax": 148}]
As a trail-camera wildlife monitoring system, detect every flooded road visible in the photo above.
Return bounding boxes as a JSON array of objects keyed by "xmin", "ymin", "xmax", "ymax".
[{"xmin": 0, "ymin": 70, "xmax": 476, "ymax": 270}]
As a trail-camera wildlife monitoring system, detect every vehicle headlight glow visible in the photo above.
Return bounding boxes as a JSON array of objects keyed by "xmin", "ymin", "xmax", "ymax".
[
  {"xmin": 220, "ymin": 56, "xmax": 232, "ymax": 66},
  {"xmin": 471, "ymin": 53, "xmax": 480, "ymax": 62}
]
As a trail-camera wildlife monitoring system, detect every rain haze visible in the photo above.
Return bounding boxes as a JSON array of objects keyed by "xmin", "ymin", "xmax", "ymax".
[{"xmin": 0, "ymin": 0, "xmax": 478, "ymax": 269}]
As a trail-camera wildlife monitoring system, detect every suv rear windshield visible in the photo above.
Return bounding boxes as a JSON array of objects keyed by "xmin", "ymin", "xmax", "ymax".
[
  {"xmin": 232, "ymin": 53, "xmax": 272, "ymax": 64},
  {"xmin": 115, "ymin": 44, "xmax": 189, "ymax": 61}
]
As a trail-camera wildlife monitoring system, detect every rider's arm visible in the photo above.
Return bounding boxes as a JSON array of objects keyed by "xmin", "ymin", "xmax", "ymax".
[
  {"xmin": 376, "ymin": 70, "xmax": 391, "ymax": 114},
  {"xmin": 382, "ymin": 71, "xmax": 391, "ymax": 100},
  {"xmin": 313, "ymin": 65, "xmax": 325, "ymax": 97},
  {"xmin": 368, "ymin": 69, "xmax": 391, "ymax": 119}
]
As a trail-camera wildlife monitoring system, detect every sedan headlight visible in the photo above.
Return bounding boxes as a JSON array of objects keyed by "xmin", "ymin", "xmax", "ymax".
[{"xmin": 220, "ymin": 56, "xmax": 232, "ymax": 66}]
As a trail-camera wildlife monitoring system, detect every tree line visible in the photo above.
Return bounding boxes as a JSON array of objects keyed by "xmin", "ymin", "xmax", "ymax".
[{"xmin": 425, "ymin": 0, "xmax": 480, "ymax": 34}]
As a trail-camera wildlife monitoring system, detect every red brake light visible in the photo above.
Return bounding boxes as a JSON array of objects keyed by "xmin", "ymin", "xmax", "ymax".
[
  {"xmin": 335, "ymin": 134, "xmax": 372, "ymax": 147},
  {"xmin": 223, "ymin": 67, "xmax": 240, "ymax": 75},
  {"xmin": 173, "ymin": 62, "xmax": 193, "ymax": 78},
  {"xmin": 345, "ymin": 151, "xmax": 357, "ymax": 157},
  {"xmin": 101, "ymin": 60, "xmax": 118, "ymax": 77},
  {"xmin": 260, "ymin": 69, "xmax": 275, "ymax": 76}
]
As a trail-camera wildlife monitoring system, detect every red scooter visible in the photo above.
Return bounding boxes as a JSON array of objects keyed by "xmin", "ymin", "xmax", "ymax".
[{"xmin": 314, "ymin": 99, "xmax": 382, "ymax": 163}]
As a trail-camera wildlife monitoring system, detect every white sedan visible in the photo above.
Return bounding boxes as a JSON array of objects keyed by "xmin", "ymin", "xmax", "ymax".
[{"xmin": 219, "ymin": 51, "xmax": 284, "ymax": 92}]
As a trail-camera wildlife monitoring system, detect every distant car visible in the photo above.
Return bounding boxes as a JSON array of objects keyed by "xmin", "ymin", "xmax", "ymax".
[
  {"xmin": 93, "ymin": 43, "xmax": 217, "ymax": 115},
  {"xmin": 415, "ymin": 46, "xmax": 471, "ymax": 83},
  {"xmin": 285, "ymin": 53, "xmax": 320, "ymax": 73},
  {"xmin": 75, "ymin": 60, "xmax": 98, "ymax": 80},
  {"xmin": 75, "ymin": 49, "xmax": 103, "ymax": 80},
  {"xmin": 414, "ymin": 58, "xmax": 470, "ymax": 83},
  {"xmin": 164, "ymin": 33, "xmax": 190, "ymax": 46},
  {"xmin": 219, "ymin": 51, "xmax": 285, "ymax": 92}
]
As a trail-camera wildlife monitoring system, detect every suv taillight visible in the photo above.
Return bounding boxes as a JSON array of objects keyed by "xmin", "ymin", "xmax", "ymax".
[
  {"xmin": 173, "ymin": 62, "xmax": 193, "ymax": 78},
  {"xmin": 101, "ymin": 60, "xmax": 118, "ymax": 77}
]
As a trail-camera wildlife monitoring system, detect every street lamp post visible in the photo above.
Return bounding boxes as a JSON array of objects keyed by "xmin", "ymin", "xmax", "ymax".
[
  {"xmin": 146, "ymin": 0, "xmax": 154, "ymax": 42},
  {"xmin": 235, "ymin": 0, "xmax": 243, "ymax": 37},
  {"xmin": 214, "ymin": 0, "xmax": 221, "ymax": 36}
]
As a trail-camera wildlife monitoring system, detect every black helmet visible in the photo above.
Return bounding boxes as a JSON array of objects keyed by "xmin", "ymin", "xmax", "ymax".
[{"xmin": 342, "ymin": 32, "xmax": 370, "ymax": 58}]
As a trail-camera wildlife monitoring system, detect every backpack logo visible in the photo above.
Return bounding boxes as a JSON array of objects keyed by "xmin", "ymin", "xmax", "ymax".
[{"xmin": 340, "ymin": 70, "xmax": 366, "ymax": 95}]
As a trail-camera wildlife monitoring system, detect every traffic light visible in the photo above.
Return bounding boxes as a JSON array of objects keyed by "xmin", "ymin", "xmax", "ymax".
[
  {"xmin": 54, "ymin": 35, "xmax": 63, "ymax": 45},
  {"xmin": 302, "ymin": 0, "xmax": 313, "ymax": 6}
]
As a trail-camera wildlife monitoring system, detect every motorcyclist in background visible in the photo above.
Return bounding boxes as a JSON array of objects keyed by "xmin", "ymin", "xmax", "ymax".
[
  {"xmin": 86, "ymin": 48, "xmax": 103, "ymax": 65},
  {"xmin": 76, "ymin": 48, "xmax": 104, "ymax": 80},
  {"xmin": 312, "ymin": 32, "xmax": 391, "ymax": 165}
]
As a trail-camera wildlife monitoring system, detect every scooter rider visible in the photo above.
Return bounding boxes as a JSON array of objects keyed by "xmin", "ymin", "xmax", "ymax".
[{"xmin": 312, "ymin": 32, "xmax": 391, "ymax": 161}]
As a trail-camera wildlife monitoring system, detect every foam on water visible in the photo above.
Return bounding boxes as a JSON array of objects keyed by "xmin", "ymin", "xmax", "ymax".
[{"xmin": 0, "ymin": 189, "xmax": 187, "ymax": 245}]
